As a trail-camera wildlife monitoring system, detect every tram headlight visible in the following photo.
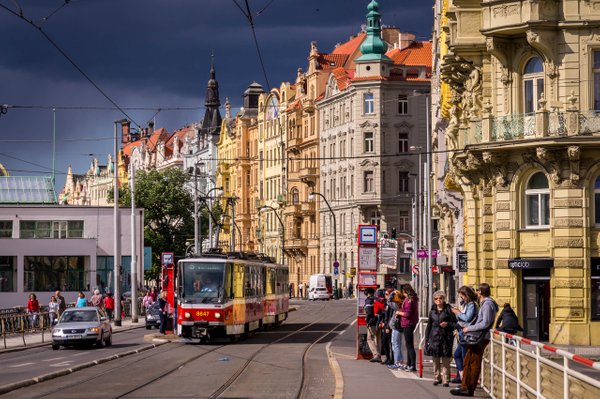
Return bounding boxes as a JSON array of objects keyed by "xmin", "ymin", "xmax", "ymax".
[
  {"xmin": 184, "ymin": 312, "xmax": 191, "ymax": 319},
  {"xmin": 214, "ymin": 312, "xmax": 221, "ymax": 319}
]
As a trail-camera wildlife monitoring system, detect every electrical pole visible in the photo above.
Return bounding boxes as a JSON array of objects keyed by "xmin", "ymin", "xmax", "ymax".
[{"xmin": 130, "ymin": 162, "xmax": 138, "ymax": 323}]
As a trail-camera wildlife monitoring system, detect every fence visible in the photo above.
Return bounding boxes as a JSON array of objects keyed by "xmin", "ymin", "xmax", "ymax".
[
  {"xmin": 482, "ymin": 330, "xmax": 600, "ymax": 399},
  {"xmin": 0, "ymin": 299, "xmax": 146, "ymax": 349}
]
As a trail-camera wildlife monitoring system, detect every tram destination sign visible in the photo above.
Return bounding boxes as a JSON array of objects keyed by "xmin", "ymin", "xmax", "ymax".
[{"xmin": 508, "ymin": 258, "xmax": 553, "ymax": 269}]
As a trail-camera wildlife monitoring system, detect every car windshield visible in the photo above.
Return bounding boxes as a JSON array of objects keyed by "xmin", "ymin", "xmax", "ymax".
[
  {"xmin": 61, "ymin": 310, "xmax": 98, "ymax": 323},
  {"xmin": 179, "ymin": 261, "xmax": 225, "ymax": 304}
]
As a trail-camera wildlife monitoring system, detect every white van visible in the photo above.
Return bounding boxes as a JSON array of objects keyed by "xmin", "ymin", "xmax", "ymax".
[{"xmin": 308, "ymin": 274, "xmax": 332, "ymax": 300}]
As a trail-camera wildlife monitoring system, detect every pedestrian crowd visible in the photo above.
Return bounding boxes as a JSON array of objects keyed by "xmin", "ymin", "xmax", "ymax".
[{"xmin": 364, "ymin": 282, "xmax": 508, "ymax": 397}]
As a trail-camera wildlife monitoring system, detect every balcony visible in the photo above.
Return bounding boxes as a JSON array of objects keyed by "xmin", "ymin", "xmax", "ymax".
[
  {"xmin": 463, "ymin": 107, "xmax": 600, "ymax": 147},
  {"xmin": 299, "ymin": 167, "xmax": 318, "ymax": 186},
  {"xmin": 283, "ymin": 203, "xmax": 302, "ymax": 215},
  {"xmin": 481, "ymin": 1, "xmax": 559, "ymax": 36},
  {"xmin": 301, "ymin": 98, "xmax": 315, "ymax": 113},
  {"xmin": 301, "ymin": 201, "xmax": 316, "ymax": 215},
  {"xmin": 287, "ymin": 136, "xmax": 303, "ymax": 153},
  {"xmin": 283, "ymin": 238, "xmax": 308, "ymax": 257}
]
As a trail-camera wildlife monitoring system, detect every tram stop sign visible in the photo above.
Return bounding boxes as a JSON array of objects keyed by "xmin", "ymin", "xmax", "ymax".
[{"xmin": 333, "ymin": 260, "xmax": 339, "ymax": 276}]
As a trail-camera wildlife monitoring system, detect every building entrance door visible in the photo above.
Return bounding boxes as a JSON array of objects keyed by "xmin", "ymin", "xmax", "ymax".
[{"xmin": 523, "ymin": 278, "xmax": 550, "ymax": 341}]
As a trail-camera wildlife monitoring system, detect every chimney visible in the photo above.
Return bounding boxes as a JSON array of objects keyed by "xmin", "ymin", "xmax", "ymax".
[
  {"xmin": 121, "ymin": 120, "xmax": 131, "ymax": 144},
  {"xmin": 148, "ymin": 121, "xmax": 155, "ymax": 134}
]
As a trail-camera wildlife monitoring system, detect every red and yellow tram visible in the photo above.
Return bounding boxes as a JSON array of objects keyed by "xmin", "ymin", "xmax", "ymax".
[{"xmin": 174, "ymin": 253, "xmax": 289, "ymax": 341}]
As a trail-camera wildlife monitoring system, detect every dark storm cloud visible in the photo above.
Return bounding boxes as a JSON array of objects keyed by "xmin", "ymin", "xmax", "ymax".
[{"xmin": 0, "ymin": 0, "xmax": 433, "ymax": 187}]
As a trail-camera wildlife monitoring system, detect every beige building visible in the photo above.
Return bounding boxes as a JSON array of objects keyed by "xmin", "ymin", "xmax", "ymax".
[{"xmin": 433, "ymin": 0, "xmax": 600, "ymax": 345}]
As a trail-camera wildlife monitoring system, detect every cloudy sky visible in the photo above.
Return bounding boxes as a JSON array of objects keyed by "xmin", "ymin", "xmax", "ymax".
[{"xmin": 0, "ymin": 0, "xmax": 433, "ymax": 189}]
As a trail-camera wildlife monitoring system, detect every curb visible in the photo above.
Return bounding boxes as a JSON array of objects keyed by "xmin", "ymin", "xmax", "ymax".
[
  {"xmin": 0, "ymin": 323, "xmax": 145, "ymax": 355},
  {"xmin": 0, "ymin": 340, "xmax": 167, "ymax": 395},
  {"xmin": 326, "ymin": 318, "xmax": 356, "ymax": 399}
]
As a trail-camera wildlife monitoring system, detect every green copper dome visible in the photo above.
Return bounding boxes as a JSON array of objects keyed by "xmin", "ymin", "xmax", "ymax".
[{"xmin": 356, "ymin": 0, "xmax": 392, "ymax": 62}]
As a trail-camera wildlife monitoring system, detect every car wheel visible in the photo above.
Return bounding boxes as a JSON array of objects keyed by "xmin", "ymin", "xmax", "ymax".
[
  {"xmin": 105, "ymin": 332, "xmax": 112, "ymax": 346},
  {"xmin": 97, "ymin": 332, "xmax": 106, "ymax": 348},
  {"xmin": 52, "ymin": 344, "xmax": 60, "ymax": 350},
  {"xmin": 146, "ymin": 325, "xmax": 152, "ymax": 330}
]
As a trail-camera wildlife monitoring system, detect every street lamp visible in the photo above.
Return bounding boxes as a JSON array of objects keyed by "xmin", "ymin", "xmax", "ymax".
[
  {"xmin": 308, "ymin": 191, "xmax": 338, "ymax": 299},
  {"xmin": 129, "ymin": 161, "xmax": 138, "ymax": 323},
  {"xmin": 113, "ymin": 118, "xmax": 127, "ymax": 327},
  {"xmin": 258, "ymin": 204, "xmax": 285, "ymax": 264},
  {"xmin": 204, "ymin": 186, "xmax": 223, "ymax": 251}
]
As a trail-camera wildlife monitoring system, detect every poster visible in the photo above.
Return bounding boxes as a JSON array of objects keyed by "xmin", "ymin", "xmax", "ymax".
[{"xmin": 359, "ymin": 246, "xmax": 377, "ymax": 271}]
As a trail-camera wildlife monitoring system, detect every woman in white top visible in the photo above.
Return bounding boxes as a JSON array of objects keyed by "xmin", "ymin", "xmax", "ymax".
[{"xmin": 48, "ymin": 295, "xmax": 60, "ymax": 326}]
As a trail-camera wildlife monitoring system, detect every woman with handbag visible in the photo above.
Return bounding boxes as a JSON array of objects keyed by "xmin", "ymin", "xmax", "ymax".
[
  {"xmin": 397, "ymin": 284, "xmax": 419, "ymax": 372},
  {"xmin": 387, "ymin": 290, "xmax": 406, "ymax": 370},
  {"xmin": 450, "ymin": 283, "xmax": 499, "ymax": 397},
  {"xmin": 450, "ymin": 285, "xmax": 478, "ymax": 384},
  {"xmin": 425, "ymin": 290, "xmax": 456, "ymax": 386}
]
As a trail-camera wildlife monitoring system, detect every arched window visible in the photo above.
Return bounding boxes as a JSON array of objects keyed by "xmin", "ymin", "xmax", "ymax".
[
  {"xmin": 525, "ymin": 172, "xmax": 550, "ymax": 227},
  {"xmin": 594, "ymin": 177, "xmax": 600, "ymax": 225},
  {"xmin": 523, "ymin": 57, "xmax": 544, "ymax": 113},
  {"xmin": 291, "ymin": 188, "xmax": 300, "ymax": 205}
]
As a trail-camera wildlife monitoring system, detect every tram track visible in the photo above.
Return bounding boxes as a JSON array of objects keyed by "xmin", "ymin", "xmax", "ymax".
[{"xmin": 208, "ymin": 306, "xmax": 355, "ymax": 399}]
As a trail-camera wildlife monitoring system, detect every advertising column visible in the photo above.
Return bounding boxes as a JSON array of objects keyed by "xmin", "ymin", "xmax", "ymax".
[
  {"xmin": 356, "ymin": 225, "xmax": 378, "ymax": 359},
  {"xmin": 161, "ymin": 252, "xmax": 175, "ymax": 333}
]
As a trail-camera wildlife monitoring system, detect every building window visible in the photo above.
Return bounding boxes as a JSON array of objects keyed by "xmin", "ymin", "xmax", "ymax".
[
  {"xmin": 398, "ymin": 95, "xmax": 408, "ymax": 114},
  {"xmin": 523, "ymin": 56, "xmax": 544, "ymax": 113},
  {"xmin": 593, "ymin": 176, "xmax": 600, "ymax": 225},
  {"xmin": 0, "ymin": 221, "xmax": 12, "ymax": 238},
  {"xmin": 370, "ymin": 210, "xmax": 381, "ymax": 229},
  {"xmin": 594, "ymin": 51, "xmax": 600, "ymax": 110},
  {"xmin": 364, "ymin": 171, "xmax": 374, "ymax": 193},
  {"xmin": 364, "ymin": 132, "xmax": 374, "ymax": 153},
  {"xmin": 24, "ymin": 256, "xmax": 87, "ymax": 292},
  {"xmin": 0, "ymin": 256, "xmax": 16, "ymax": 292},
  {"xmin": 399, "ymin": 210, "xmax": 410, "ymax": 231},
  {"xmin": 364, "ymin": 92, "xmax": 375, "ymax": 114},
  {"xmin": 525, "ymin": 172, "xmax": 550, "ymax": 227},
  {"xmin": 291, "ymin": 188, "xmax": 300, "ymax": 205},
  {"xmin": 398, "ymin": 171, "xmax": 409, "ymax": 192},
  {"xmin": 398, "ymin": 133, "xmax": 409, "ymax": 153}
]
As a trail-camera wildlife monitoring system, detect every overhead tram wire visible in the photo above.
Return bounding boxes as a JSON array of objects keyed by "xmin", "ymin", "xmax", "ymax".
[{"xmin": 0, "ymin": 3, "xmax": 142, "ymax": 129}]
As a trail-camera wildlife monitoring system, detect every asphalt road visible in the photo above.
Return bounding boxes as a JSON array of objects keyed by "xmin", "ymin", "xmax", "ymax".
[{"xmin": 0, "ymin": 299, "xmax": 356, "ymax": 399}]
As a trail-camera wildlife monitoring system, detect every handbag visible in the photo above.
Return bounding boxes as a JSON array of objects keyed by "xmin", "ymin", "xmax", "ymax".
[{"xmin": 460, "ymin": 329, "xmax": 486, "ymax": 347}]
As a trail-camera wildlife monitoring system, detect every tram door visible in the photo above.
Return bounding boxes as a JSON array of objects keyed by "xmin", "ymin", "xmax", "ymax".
[{"xmin": 523, "ymin": 278, "xmax": 550, "ymax": 341}]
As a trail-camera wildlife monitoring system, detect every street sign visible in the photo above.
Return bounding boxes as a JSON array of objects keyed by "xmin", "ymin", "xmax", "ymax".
[
  {"xmin": 417, "ymin": 249, "xmax": 438, "ymax": 259},
  {"xmin": 412, "ymin": 265, "xmax": 419, "ymax": 275},
  {"xmin": 350, "ymin": 267, "xmax": 356, "ymax": 276}
]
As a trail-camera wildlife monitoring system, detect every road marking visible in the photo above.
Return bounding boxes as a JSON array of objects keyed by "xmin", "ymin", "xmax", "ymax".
[
  {"xmin": 9, "ymin": 362, "xmax": 35, "ymax": 368},
  {"xmin": 71, "ymin": 352, "xmax": 88, "ymax": 356},
  {"xmin": 43, "ymin": 357, "xmax": 65, "ymax": 361},
  {"xmin": 51, "ymin": 361, "xmax": 73, "ymax": 367}
]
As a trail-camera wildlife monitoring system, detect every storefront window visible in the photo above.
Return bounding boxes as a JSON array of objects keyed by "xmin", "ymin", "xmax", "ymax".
[
  {"xmin": 0, "ymin": 221, "xmax": 13, "ymax": 238},
  {"xmin": 0, "ymin": 256, "xmax": 16, "ymax": 292},
  {"xmin": 24, "ymin": 256, "xmax": 87, "ymax": 292},
  {"xmin": 96, "ymin": 256, "xmax": 131, "ymax": 295}
]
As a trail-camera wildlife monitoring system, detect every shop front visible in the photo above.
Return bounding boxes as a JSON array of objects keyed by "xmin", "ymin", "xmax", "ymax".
[{"xmin": 508, "ymin": 258, "xmax": 553, "ymax": 342}]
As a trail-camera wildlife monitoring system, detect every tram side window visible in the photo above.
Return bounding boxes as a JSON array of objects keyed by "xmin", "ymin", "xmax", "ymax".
[
  {"xmin": 234, "ymin": 264, "xmax": 245, "ymax": 298},
  {"xmin": 244, "ymin": 266, "xmax": 253, "ymax": 297},
  {"xmin": 259, "ymin": 266, "xmax": 266, "ymax": 297},
  {"xmin": 225, "ymin": 263, "xmax": 234, "ymax": 299}
]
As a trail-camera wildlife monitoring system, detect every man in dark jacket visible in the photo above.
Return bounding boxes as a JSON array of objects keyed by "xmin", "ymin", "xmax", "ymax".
[
  {"xmin": 495, "ymin": 303, "xmax": 523, "ymax": 335},
  {"xmin": 364, "ymin": 288, "xmax": 381, "ymax": 362},
  {"xmin": 451, "ymin": 283, "xmax": 498, "ymax": 397}
]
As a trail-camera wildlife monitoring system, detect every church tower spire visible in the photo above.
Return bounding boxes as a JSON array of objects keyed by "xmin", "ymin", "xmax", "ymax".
[
  {"xmin": 356, "ymin": 0, "xmax": 392, "ymax": 62},
  {"xmin": 201, "ymin": 54, "xmax": 222, "ymax": 136}
]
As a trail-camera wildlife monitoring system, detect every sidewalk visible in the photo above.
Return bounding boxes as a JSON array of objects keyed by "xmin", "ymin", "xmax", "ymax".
[
  {"xmin": 327, "ymin": 322, "xmax": 489, "ymax": 399},
  {"xmin": 0, "ymin": 318, "xmax": 144, "ymax": 353}
]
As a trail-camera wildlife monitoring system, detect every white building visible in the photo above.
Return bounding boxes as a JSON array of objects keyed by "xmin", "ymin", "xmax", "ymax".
[{"xmin": 0, "ymin": 205, "xmax": 144, "ymax": 308}]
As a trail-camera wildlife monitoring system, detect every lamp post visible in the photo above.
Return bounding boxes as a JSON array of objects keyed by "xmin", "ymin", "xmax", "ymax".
[
  {"xmin": 409, "ymin": 145, "xmax": 424, "ymax": 311},
  {"xmin": 113, "ymin": 119, "xmax": 127, "ymax": 327},
  {"xmin": 309, "ymin": 191, "xmax": 338, "ymax": 299},
  {"xmin": 259, "ymin": 204, "xmax": 285, "ymax": 264},
  {"xmin": 129, "ymin": 161, "xmax": 138, "ymax": 323},
  {"xmin": 204, "ymin": 186, "xmax": 223, "ymax": 250}
]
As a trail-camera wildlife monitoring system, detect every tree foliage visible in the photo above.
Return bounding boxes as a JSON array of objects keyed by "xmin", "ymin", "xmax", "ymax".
[{"xmin": 112, "ymin": 168, "xmax": 194, "ymax": 283}]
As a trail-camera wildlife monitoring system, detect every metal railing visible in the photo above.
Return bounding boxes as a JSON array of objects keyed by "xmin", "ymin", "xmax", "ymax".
[
  {"xmin": 482, "ymin": 330, "xmax": 600, "ymax": 398},
  {"xmin": 414, "ymin": 316, "xmax": 429, "ymax": 378},
  {"xmin": 0, "ymin": 311, "xmax": 53, "ymax": 348}
]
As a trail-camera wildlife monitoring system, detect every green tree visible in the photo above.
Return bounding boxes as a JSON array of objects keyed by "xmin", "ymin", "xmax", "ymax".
[{"xmin": 111, "ymin": 168, "xmax": 194, "ymax": 284}]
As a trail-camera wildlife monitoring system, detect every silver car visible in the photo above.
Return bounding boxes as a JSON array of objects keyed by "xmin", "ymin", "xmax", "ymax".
[{"xmin": 51, "ymin": 307, "xmax": 112, "ymax": 350}]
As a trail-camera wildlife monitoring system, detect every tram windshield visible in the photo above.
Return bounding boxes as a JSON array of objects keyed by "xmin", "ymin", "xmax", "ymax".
[{"xmin": 179, "ymin": 262, "xmax": 226, "ymax": 304}]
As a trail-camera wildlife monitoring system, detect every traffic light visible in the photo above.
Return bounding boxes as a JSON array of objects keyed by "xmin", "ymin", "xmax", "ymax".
[{"xmin": 391, "ymin": 228, "xmax": 397, "ymax": 239}]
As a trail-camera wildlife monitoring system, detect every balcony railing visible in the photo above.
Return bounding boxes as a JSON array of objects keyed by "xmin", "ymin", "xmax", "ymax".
[
  {"xmin": 465, "ymin": 101, "xmax": 600, "ymax": 146},
  {"xmin": 301, "ymin": 201, "xmax": 316, "ymax": 214}
]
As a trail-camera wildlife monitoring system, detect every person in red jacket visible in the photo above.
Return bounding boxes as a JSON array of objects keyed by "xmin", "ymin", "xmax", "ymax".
[
  {"xmin": 27, "ymin": 293, "xmax": 40, "ymax": 329},
  {"xmin": 104, "ymin": 293, "xmax": 115, "ymax": 321}
]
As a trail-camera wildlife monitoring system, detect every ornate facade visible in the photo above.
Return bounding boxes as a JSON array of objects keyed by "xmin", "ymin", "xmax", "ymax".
[
  {"xmin": 318, "ymin": 1, "xmax": 431, "ymax": 289},
  {"xmin": 433, "ymin": 0, "xmax": 600, "ymax": 345}
]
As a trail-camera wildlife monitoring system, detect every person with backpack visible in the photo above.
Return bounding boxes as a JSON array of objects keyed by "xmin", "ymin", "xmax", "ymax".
[
  {"xmin": 380, "ymin": 289, "xmax": 394, "ymax": 366},
  {"xmin": 364, "ymin": 287, "xmax": 381, "ymax": 362},
  {"xmin": 387, "ymin": 289, "xmax": 406, "ymax": 370},
  {"xmin": 450, "ymin": 285, "xmax": 478, "ymax": 384},
  {"xmin": 495, "ymin": 303, "xmax": 524, "ymax": 335},
  {"xmin": 450, "ymin": 283, "xmax": 499, "ymax": 397}
]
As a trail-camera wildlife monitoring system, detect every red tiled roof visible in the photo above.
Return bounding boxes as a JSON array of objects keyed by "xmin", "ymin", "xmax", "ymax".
[
  {"xmin": 122, "ymin": 141, "xmax": 143, "ymax": 157},
  {"xmin": 318, "ymin": 54, "xmax": 349, "ymax": 70},
  {"xmin": 387, "ymin": 41, "xmax": 432, "ymax": 67},
  {"xmin": 146, "ymin": 128, "xmax": 169, "ymax": 151},
  {"xmin": 332, "ymin": 32, "xmax": 365, "ymax": 55},
  {"xmin": 332, "ymin": 67, "xmax": 352, "ymax": 91},
  {"xmin": 285, "ymin": 99, "xmax": 301, "ymax": 112}
]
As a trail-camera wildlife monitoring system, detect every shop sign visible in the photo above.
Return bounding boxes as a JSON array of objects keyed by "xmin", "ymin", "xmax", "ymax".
[
  {"xmin": 508, "ymin": 258, "xmax": 553, "ymax": 269},
  {"xmin": 457, "ymin": 251, "xmax": 468, "ymax": 272}
]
